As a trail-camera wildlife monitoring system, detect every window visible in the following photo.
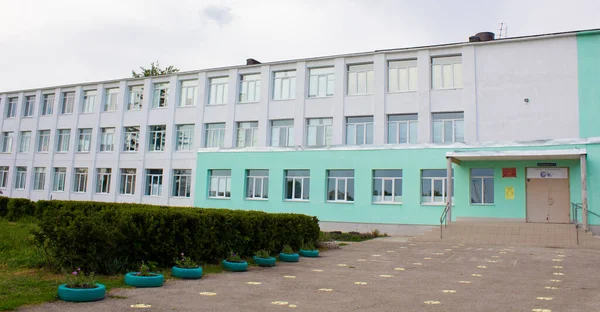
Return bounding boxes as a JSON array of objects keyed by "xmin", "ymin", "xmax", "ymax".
[
  {"xmin": 179, "ymin": 80, "xmax": 197, "ymax": 107},
  {"xmin": 471, "ymin": 169, "xmax": 494, "ymax": 204},
  {"xmin": 19, "ymin": 131, "xmax": 31, "ymax": 153},
  {"xmin": 327, "ymin": 170, "xmax": 354, "ymax": 202},
  {"xmin": 273, "ymin": 70, "xmax": 296, "ymax": 100},
  {"xmin": 52, "ymin": 167, "xmax": 66, "ymax": 192},
  {"xmin": 432, "ymin": 112, "xmax": 464, "ymax": 143},
  {"xmin": 308, "ymin": 67, "xmax": 335, "ymax": 98},
  {"xmin": 306, "ymin": 118, "xmax": 333, "ymax": 146},
  {"xmin": 432, "ymin": 55, "xmax": 463, "ymax": 89},
  {"xmin": 33, "ymin": 167, "xmax": 46, "ymax": 191},
  {"xmin": 5, "ymin": 97, "xmax": 17, "ymax": 118},
  {"xmin": 56, "ymin": 129, "xmax": 71, "ymax": 152},
  {"xmin": 388, "ymin": 60, "xmax": 417, "ymax": 92},
  {"xmin": 236, "ymin": 121, "xmax": 258, "ymax": 147},
  {"xmin": 128, "ymin": 85, "xmax": 143, "ymax": 110},
  {"xmin": 421, "ymin": 169, "xmax": 454, "ymax": 204},
  {"xmin": 148, "ymin": 125, "xmax": 166, "ymax": 151},
  {"xmin": 373, "ymin": 170, "xmax": 402, "ymax": 203},
  {"xmin": 60, "ymin": 92, "xmax": 75, "ymax": 114},
  {"xmin": 145, "ymin": 169, "xmax": 163, "ymax": 196},
  {"xmin": 176, "ymin": 124, "xmax": 194, "ymax": 151},
  {"xmin": 82, "ymin": 90, "xmax": 96, "ymax": 113},
  {"xmin": 239, "ymin": 74, "xmax": 261, "ymax": 103},
  {"xmin": 208, "ymin": 169, "xmax": 231, "ymax": 199},
  {"xmin": 123, "ymin": 126, "xmax": 140, "ymax": 152},
  {"xmin": 172, "ymin": 169, "xmax": 191, "ymax": 198},
  {"xmin": 37, "ymin": 130, "xmax": 50, "ymax": 152},
  {"xmin": 285, "ymin": 169, "xmax": 310, "ymax": 200},
  {"xmin": 270, "ymin": 120, "xmax": 294, "ymax": 147},
  {"xmin": 99, "ymin": 128, "xmax": 115, "ymax": 152},
  {"xmin": 77, "ymin": 128, "xmax": 92, "ymax": 152},
  {"xmin": 15, "ymin": 167, "xmax": 27, "ymax": 189},
  {"xmin": 388, "ymin": 114, "xmax": 418, "ymax": 144},
  {"xmin": 1, "ymin": 132, "xmax": 13, "ymax": 153},
  {"xmin": 73, "ymin": 168, "xmax": 88, "ymax": 193},
  {"xmin": 246, "ymin": 169, "xmax": 268, "ymax": 199},
  {"xmin": 205, "ymin": 123, "xmax": 225, "ymax": 148},
  {"xmin": 96, "ymin": 168, "xmax": 111, "ymax": 194},
  {"xmin": 104, "ymin": 88, "xmax": 119, "ymax": 112},
  {"xmin": 41, "ymin": 94, "xmax": 54, "ymax": 115},
  {"xmin": 346, "ymin": 116, "xmax": 373, "ymax": 145},
  {"xmin": 119, "ymin": 169, "xmax": 136, "ymax": 195},
  {"xmin": 347, "ymin": 64, "xmax": 374, "ymax": 95},
  {"xmin": 23, "ymin": 95, "xmax": 35, "ymax": 117},
  {"xmin": 152, "ymin": 83, "xmax": 169, "ymax": 108},
  {"xmin": 0, "ymin": 166, "xmax": 8, "ymax": 189},
  {"xmin": 208, "ymin": 77, "xmax": 229, "ymax": 105}
]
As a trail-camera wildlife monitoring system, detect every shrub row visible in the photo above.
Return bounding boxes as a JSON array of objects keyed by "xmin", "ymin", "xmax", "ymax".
[
  {"xmin": 0, "ymin": 197, "xmax": 36, "ymax": 221},
  {"xmin": 30, "ymin": 200, "xmax": 320, "ymax": 275}
]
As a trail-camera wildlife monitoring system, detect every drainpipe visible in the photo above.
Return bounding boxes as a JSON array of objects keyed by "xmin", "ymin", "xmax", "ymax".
[
  {"xmin": 447, "ymin": 157, "xmax": 453, "ymax": 222},
  {"xmin": 581, "ymin": 154, "xmax": 588, "ymax": 231}
]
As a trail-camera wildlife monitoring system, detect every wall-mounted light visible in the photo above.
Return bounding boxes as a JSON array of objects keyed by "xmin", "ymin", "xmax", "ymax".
[{"xmin": 524, "ymin": 98, "xmax": 530, "ymax": 103}]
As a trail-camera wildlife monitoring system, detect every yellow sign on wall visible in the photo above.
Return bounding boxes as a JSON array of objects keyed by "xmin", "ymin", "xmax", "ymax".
[{"xmin": 505, "ymin": 187, "xmax": 515, "ymax": 200}]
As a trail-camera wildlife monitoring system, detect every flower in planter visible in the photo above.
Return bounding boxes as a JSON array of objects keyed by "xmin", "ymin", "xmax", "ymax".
[
  {"xmin": 282, "ymin": 245, "xmax": 295, "ymax": 254},
  {"xmin": 226, "ymin": 251, "xmax": 244, "ymax": 263},
  {"xmin": 302, "ymin": 242, "xmax": 316, "ymax": 251},
  {"xmin": 175, "ymin": 252, "xmax": 199, "ymax": 269},
  {"xmin": 136, "ymin": 261, "xmax": 156, "ymax": 276},
  {"xmin": 64, "ymin": 268, "xmax": 98, "ymax": 289},
  {"xmin": 255, "ymin": 249, "xmax": 270, "ymax": 259}
]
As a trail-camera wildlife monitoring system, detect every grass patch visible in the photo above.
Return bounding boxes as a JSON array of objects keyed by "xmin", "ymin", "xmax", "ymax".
[
  {"xmin": 319, "ymin": 229, "xmax": 387, "ymax": 242},
  {"xmin": 339, "ymin": 243, "xmax": 349, "ymax": 246}
]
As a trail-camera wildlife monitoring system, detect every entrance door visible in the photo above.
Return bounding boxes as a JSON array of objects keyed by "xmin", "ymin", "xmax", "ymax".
[{"xmin": 526, "ymin": 168, "xmax": 570, "ymax": 223}]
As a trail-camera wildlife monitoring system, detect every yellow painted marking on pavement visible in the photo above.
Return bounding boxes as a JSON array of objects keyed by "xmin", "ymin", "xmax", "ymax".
[
  {"xmin": 458, "ymin": 281, "xmax": 471, "ymax": 284},
  {"xmin": 536, "ymin": 297, "xmax": 553, "ymax": 301},
  {"xmin": 552, "ymin": 266, "xmax": 563, "ymax": 269},
  {"xmin": 424, "ymin": 300, "xmax": 441, "ymax": 305},
  {"xmin": 246, "ymin": 282, "xmax": 262, "ymax": 285},
  {"xmin": 433, "ymin": 253, "xmax": 444, "ymax": 255},
  {"xmin": 532, "ymin": 309, "xmax": 552, "ymax": 312},
  {"xmin": 130, "ymin": 304, "xmax": 152, "ymax": 308},
  {"xmin": 471, "ymin": 274, "xmax": 482, "ymax": 277},
  {"xmin": 424, "ymin": 257, "xmax": 433, "ymax": 260},
  {"xmin": 552, "ymin": 259, "xmax": 563, "ymax": 262},
  {"xmin": 492, "ymin": 255, "xmax": 499, "ymax": 258},
  {"xmin": 409, "ymin": 244, "xmax": 416, "ymax": 246},
  {"xmin": 387, "ymin": 250, "xmax": 395, "ymax": 253},
  {"xmin": 199, "ymin": 292, "xmax": 217, "ymax": 296},
  {"xmin": 379, "ymin": 274, "xmax": 393, "ymax": 278},
  {"xmin": 553, "ymin": 272, "xmax": 564, "ymax": 276},
  {"xmin": 413, "ymin": 263, "xmax": 422, "ymax": 265},
  {"xmin": 487, "ymin": 260, "xmax": 498, "ymax": 263},
  {"xmin": 318, "ymin": 288, "xmax": 333, "ymax": 292},
  {"xmin": 399, "ymin": 246, "xmax": 408, "ymax": 249},
  {"xmin": 356, "ymin": 259, "xmax": 367, "ymax": 262},
  {"xmin": 394, "ymin": 267, "xmax": 405, "ymax": 271},
  {"xmin": 476, "ymin": 248, "xmax": 483, "ymax": 251},
  {"xmin": 284, "ymin": 275, "xmax": 297, "ymax": 278},
  {"xmin": 442, "ymin": 290, "xmax": 456, "ymax": 293},
  {"xmin": 312, "ymin": 269, "xmax": 324, "ymax": 272},
  {"xmin": 557, "ymin": 254, "xmax": 566, "ymax": 258},
  {"xmin": 452, "ymin": 245, "xmax": 460, "ymax": 248},
  {"xmin": 477, "ymin": 265, "xmax": 487, "ymax": 269},
  {"xmin": 499, "ymin": 251, "xmax": 507, "ymax": 254},
  {"xmin": 288, "ymin": 304, "xmax": 297, "ymax": 308},
  {"xmin": 354, "ymin": 282, "xmax": 368, "ymax": 285},
  {"xmin": 549, "ymin": 279, "xmax": 561, "ymax": 283},
  {"xmin": 544, "ymin": 286, "xmax": 559, "ymax": 290},
  {"xmin": 337, "ymin": 264, "xmax": 348, "ymax": 267},
  {"xmin": 272, "ymin": 301, "xmax": 289, "ymax": 305},
  {"xmin": 372, "ymin": 254, "xmax": 382, "ymax": 257}
]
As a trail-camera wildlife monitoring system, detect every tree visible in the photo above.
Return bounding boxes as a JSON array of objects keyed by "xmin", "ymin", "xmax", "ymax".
[{"xmin": 131, "ymin": 61, "xmax": 180, "ymax": 78}]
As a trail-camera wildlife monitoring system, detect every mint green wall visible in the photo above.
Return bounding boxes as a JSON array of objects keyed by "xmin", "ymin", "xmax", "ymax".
[
  {"xmin": 577, "ymin": 30, "xmax": 600, "ymax": 138},
  {"xmin": 585, "ymin": 144, "xmax": 600, "ymax": 225}
]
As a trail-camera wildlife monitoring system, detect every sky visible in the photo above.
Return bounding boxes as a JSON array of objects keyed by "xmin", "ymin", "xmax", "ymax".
[{"xmin": 1, "ymin": 0, "xmax": 599, "ymax": 92}]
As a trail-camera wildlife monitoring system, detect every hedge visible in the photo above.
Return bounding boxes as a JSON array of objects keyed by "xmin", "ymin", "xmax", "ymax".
[
  {"xmin": 32, "ymin": 200, "xmax": 320, "ymax": 274},
  {"xmin": 0, "ymin": 197, "xmax": 36, "ymax": 221}
]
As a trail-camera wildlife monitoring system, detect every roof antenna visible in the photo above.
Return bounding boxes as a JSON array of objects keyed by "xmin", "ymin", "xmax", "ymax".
[
  {"xmin": 498, "ymin": 23, "xmax": 504, "ymax": 39},
  {"xmin": 498, "ymin": 23, "xmax": 508, "ymax": 39}
]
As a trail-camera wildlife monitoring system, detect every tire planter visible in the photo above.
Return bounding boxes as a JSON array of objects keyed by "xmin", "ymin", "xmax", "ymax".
[
  {"xmin": 172, "ymin": 266, "xmax": 203, "ymax": 279},
  {"xmin": 58, "ymin": 283, "xmax": 106, "ymax": 302},
  {"xmin": 299, "ymin": 249, "xmax": 319, "ymax": 257},
  {"xmin": 124, "ymin": 272, "xmax": 164, "ymax": 287},
  {"xmin": 222, "ymin": 260, "xmax": 248, "ymax": 272},
  {"xmin": 253, "ymin": 256, "xmax": 277, "ymax": 267},
  {"xmin": 279, "ymin": 252, "xmax": 300, "ymax": 262}
]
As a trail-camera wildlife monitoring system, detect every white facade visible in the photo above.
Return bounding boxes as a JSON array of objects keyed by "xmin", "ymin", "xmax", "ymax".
[{"xmin": 0, "ymin": 32, "xmax": 581, "ymax": 205}]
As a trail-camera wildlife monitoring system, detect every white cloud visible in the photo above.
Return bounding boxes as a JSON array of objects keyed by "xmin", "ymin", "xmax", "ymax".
[{"xmin": 200, "ymin": 4, "xmax": 234, "ymax": 27}]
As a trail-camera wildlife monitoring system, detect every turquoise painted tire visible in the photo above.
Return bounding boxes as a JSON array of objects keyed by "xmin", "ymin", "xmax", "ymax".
[
  {"xmin": 279, "ymin": 253, "xmax": 300, "ymax": 262},
  {"xmin": 172, "ymin": 266, "xmax": 203, "ymax": 279},
  {"xmin": 124, "ymin": 272, "xmax": 164, "ymax": 287},
  {"xmin": 299, "ymin": 249, "xmax": 319, "ymax": 257},
  {"xmin": 253, "ymin": 256, "xmax": 276, "ymax": 267},
  {"xmin": 58, "ymin": 284, "xmax": 106, "ymax": 302},
  {"xmin": 222, "ymin": 260, "xmax": 248, "ymax": 272}
]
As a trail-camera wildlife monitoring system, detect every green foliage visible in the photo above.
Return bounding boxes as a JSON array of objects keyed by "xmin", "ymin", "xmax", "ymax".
[
  {"xmin": 64, "ymin": 268, "xmax": 97, "ymax": 288},
  {"xmin": 175, "ymin": 252, "xmax": 198, "ymax": 269},
  {"xmin": 0, "ymin": 218, "xmax": 44, "ymax": 269},
  {"xmin": 319, "ymin": 231, "xmax": 381, "ymax": 242},
  {"xmin": 226, "ymin": 251, "xmax": 243, "ymax": 263},
  {"xmin": 302, "ymin": 242, "xmax": 316, "ymax": 251},
  {"xmin": 6, "ymin": 198, "xmax": 36, "ymax": 221},
  {"xmin": 0, "ymin": 196, "xmax": 9, "ymax": 217},
  {"xmin": 136, "ymin": 261, "xmax": 154, "ymax": 276},
  {"xmin": 132, "ymin": 61, "xmax": 179, "ymax": 78},
  {"xmin": 255, "ymin": 249, "xmax": 270, "ymax": 258},
  {"xmin": 282, "ymin": 245, "xmax": 294, "ymax": 254}
]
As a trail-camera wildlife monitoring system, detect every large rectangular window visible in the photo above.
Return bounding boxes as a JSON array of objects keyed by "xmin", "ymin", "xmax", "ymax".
[
  {"xmin": 119, "ymin": 168, "xmax": 136, "ymax": 195},
  {"xmin": 421, "ymin": 169, "xmax": 454, "ymax": 204},
  {"xmin": 77, "ymin": 128, "xmax": 92, "ymax": 152},
  {"xmin": 53, "ymin": 167, "xmax": 66, "ymax": 192},
  {"xmin": 373, "ymin": 170, "xmax": 402, "ymax": 203},
  {"xmin": 37, "ymin": 130, "xmax": 51, "ymax": 152},
  {"xmin": 15, "ymin": 167, "xmax": 27, "ymax": 189},
  {"xmin": 239, "ymin": 74, "xmax": 261, "ymax": 103},
  {"xmin": 128, "ymin": 85, "xmax": 143, "ymax": 110},
  {"xmin": 41, "ymin": 94, "xmax": 54, "ymax": 115},
  {"xmin": 236, "ymin": 121, "xmax": 258, "ymax": 148},
  {"xmin": 273, "ymin": 70, "xmax": 296, "ymax": 100},
  {"xmin": 56, "ymin": 129, "xmax": 71, "ymax": 152},
  {"xmin": 152, "ymin": 83, "xmax": 169, "ymax": 108},
  {"xmin": 1, "ymin": 132, "xmax": 13, "ymax": 153},
  {"xmin": 432, "ymin": 55, "xmax": 463, "ymax": 89},
  {"xmin": 246, "ymin": 169, "xmax": 268, "ymax": 199},
  {"xmin": 306, "ymin": 118, "xmax": 333, "ymax": 147},
  {"xmin": 387, "ymin": 114, "xmax": 418, "ymax": 144},
  {"xmin": 33, "ymin": 167, "xmax": 45, "ymax": 191},
  {"xmin": 208, "ymin": 77, "xmax": 228, "ymax": 105},
  {"xmin": 60, "ymin": 92, "xmax": 75, "ymax": 114},
  {"xmin": 99, "ymin": 127, "xmax": 115, "ymax": 152},
  {"xmin": 285, "ymin": 169, "xmax": 310, "ymax": 201},
  {"xmin": 73, "ymin": 168, "xmax": 88, "ymax": 193},
  {"xmin": 23, "ymin": 95, "xmax": 35, "ymax": 117},
  {"xmin": 471, "ymin": 169, "xmax": 494, "ymax": 204},
  {"xmin": 432, "ymin": 112, "xmax": 464, "ymax": 143},
  {"xmin": 327, "ymin": 170, "xmax": 354, "ymax": 202},
  {"xmin": 82, "ymin": 90, "xmax": 96, "ymax": 113},
  {"xmin": 347, "ymin": 63, "xmax": 374, "ymax": 95},
  {"xmin": 123, "ymin": 126, "xmax": 140, "ymax": 152},
  {"xmin": 96, "ymin": 168, "xmax": 111, "ymax": 194},
  {"xmin": 5, "ymin": 97, "xmax": 17, "ymax": 118},
  {"xmin": 104, "ymin": 88, "xmax": 119, "ymax": 112},
  {"xmin": 148, "ymin": 125, "xmax": 166, "ymax": 151},
  {"xmin": 346, "ymin": 116, "xmax": 373, "ymax": 145},
  {"xmin": 388, "ymin": 59, "xmax": 418, "ymax": 92},
  {"xmin": 179, "ymin": 80, "xmax": 197, "ymax": 107},
  {"xmin": 270, "ymin": 119, "xmax": 294, "ymax": 147},
  {"xmin": 145, "ymin": 169, "xmax": 163, "ymax": 196},
  {"xmin": 176, "ymin": 124, "xmax": 194, "ymax": 151},
  {"xmin": 205, "ymin": 123, "xmax": 225, "ymax": 148},
  {"xmin": 172, "ymin": 169, "xmax": 191, "ymax": 198},
  {"xmin": 19, "ymin": 131, "xmax": 31, "ymax": 153},
  {"xmin": 0, "ymin": 166, "xmax": 8, "ymax": 189},
  {"xmin": 308, "ymin": 67, "xmax": 334, "ymax": 98},
  {"xmin": 208, "ymin": 169, "xmax": 231, "ymax": 199}
]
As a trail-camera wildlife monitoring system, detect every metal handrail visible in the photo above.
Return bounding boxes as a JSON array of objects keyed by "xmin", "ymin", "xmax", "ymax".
[{"xmin": 439, "ymin": 202, "xmax": 451, "ymax": 239}]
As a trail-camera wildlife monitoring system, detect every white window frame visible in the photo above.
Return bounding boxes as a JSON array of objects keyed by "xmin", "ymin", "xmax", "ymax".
[
  {"xmin": 152, "ymin": 83, "xmax": 169, "ymax": 108},
  {"xmin": 270, "ymin": 119, "xmax": 294, "ymax": 147},
  {"xmin": 470, "ymin": 169, "xmax": 494, "ymax": 205},
  {"xmin": 208, "ymin": 77, "xmax": 229, "ymax": 105},
  {"xmin": 6, "ymin": 97, "xmax": 17, "ymax": 118},
  {"xmin": 208, "ymin": 169, "xmax": 231, "ymax": 199},
  {"xmin": 148, "ymin": 125, "xmax": 166, "ymax": 152},
  {"xmin": 56, "ymin": 129, "xmax": 70, "ymax": 152},
  {"xmin": 432, "ymin": 112, "xmax": 464, "ymax": 143},
  {"xmin": 326, "ymin": 170, "xmax": 354, "ymax": 203},
  {"xmin": 52, "ymin": 167, "xmax": 66, "ymax": 192},
  {"xmin": 104, "ymin": 88, "xmax": 119, "ymax": 112},
  {"xmin": 23, "ymin": 95, "xmax": 35, "ymax": 117},
  {"xmin": 0, "ymin": 166, "xmax": 8, "ymax": 189},
  {"xmin": 347, "ymin": 63, "xmax": 374, "ymax": 95},
  {"xmin": 41, "ymin": 94, "xmax": 54, "ymax": 115},
  {"xmin": 306, "ymin": 118, "xmax": 333, "ymax": 147},
  {"xmin": 272, "ymin": 70, "xmax": 296, "ymax": 100},
  {"xmin": 432, "ymin": 55, "xmax": 463, "ymax": 90},
  {"xmin": 18, "ymin": 131, "xmax": 31, "ymax": 153},
  {"xmin": 123, "ymin": 126, "xmax": 140, "ymax": 152},
  {"xmin": 179, "ymin": 80, "xmax": 197, "ymax": 107},
  {"xmin": 1, "ymin": 132, "xmax": 13, "ymax": 153},
  {"xmin": 33, "ymin": 167, "xmax": 45, "ymax": 191},
  {"xmin": 388, "ymin": 59, "xmax": 418, "ymax": 92},
  {"xmin": 284, "ymin": 170, "xmax": 310, "ymax": 201},
  {"xmin": 60, "ymin": 92, "xmax": 75, "ymax": 114},
  {"xmin": 99, "ymin": 127, "xmax": 115, "ymax": 152},
  {"xmin": 15, "ymin": 167, "xmax": 27, "ymax": 190},
  {"xmin": 119, "ymin": 169, "xmax": 136, "ymax": 195},
  {"xmin": 81, "ymin": 90, "xmax": 96, "ymax": 113},
  {"xmin": 246, "ymin": 169, "xmax": 269, "ymax": 200},
  {"xmin": 236, "ymin": 121, "xmax": 258, "ymax": 148},
  {"xmin": 145, "ymin": 169, "xmax": 163, "ymax": 196},
  {"xmin": 387, "ymin": 114, "xmax": 418, "ymax": 144},
  {"xmin": 205, "ymin": 123, "xmax": 225, "ymax": 148},
  {"xmin": 172, "ymin": 169, "xmax": 192, "ymax": 198},
  {"xmin": 37, "ymin": 130, "xmax": 50, "ymax": 152},
  {"xmin": 345, "ymin": 116, "xmax": 373, "ymax": 145},
  {"xmin": 421, "ymin": 169, "xmax": 454, "ymax": 204},
  {"xmin": 127, "ymin": 85, "xmax": 143, "ymax": 110},
  {"xmin": 77, "ymin": 128, "xmax": 92, "ymax": 152},
  {"xmin": 372, "ymin": 170, "xmax": 403, "ymax": 204},
  {"xmin": 308, "ymin": 67, "xmax": 335, "ymax": 98},
  {"xmin": 96, "ymin": 168, "xmax": 111, "ymax": 194},
  {"xmin": 176, "ymin": 124, "xmax": 194, "ymax": 151},
  {"xmin": 73, "ymin": 168, "xmax": 88, "ymax": 193},
  {"xmin": 239, "ymin": 74, "xmax": 261, "ymax": 103}
]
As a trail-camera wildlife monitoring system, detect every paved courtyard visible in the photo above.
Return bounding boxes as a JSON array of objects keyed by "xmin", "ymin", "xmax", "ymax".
[{"xmin": 21, "ymin": 238, "xmax": 600, "ymax": 312}]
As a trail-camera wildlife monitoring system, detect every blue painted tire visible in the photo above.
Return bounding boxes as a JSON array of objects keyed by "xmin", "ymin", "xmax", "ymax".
[
  {"xmin": 279, "ymin": 253, "xmax": 300, "ymax": 262},
  {"xmin": 58, "ymin": 284, "xmax": 106, "ymax": 302},
  {"xmin": 172, "ymin": 266, "xmax": 203, "ymax": 279},
  {"xmin": 253, "ymin": 256, "xmax": 277, "ymax": 267},
  {"xmin": 299, "ymin": 249, "xmax": 319, "ymax": 257},
  {"xmin": 124, "ymin": 272, "xmax": 164, "ymax": 287},
  {"xmin": 222, "ymin": 260, "xmax": 248, "ymax": 272}
]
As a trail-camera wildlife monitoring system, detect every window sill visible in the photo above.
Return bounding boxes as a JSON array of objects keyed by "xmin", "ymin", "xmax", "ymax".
[
  {"xmin": 32, "ymin": 190, "xmax": 44, "ymax": 192},
  {"xmin": 307, "ymin": 96, "xmax": 334, "ymax": 99},
  {"xmin": 150, "ymin": 107, "xmax": 168, "ymax": 110},
  {"xmin": 206, "ymin": 103, "xmax": 228, "ymax": 107},
  {"xmin": 171, "ymin": 196, "xmax": 191, "ymax": 199},
  {"xmin": 14, "ymin": 188, "xmax": 26, "ymax": 191},
  {"xmin": 431, "ymin": 87, "xmax": 463, "ymax": 91},
  {"xmin": 40, "ymin": 115, "xmax": 52, "ymax": 117},
  {"xmin": 95, "ymin": 192, "xmax": 110, "ymax": 195},
  {"xmin": 98, "ymin": 151, "xmax": 114, "ymax": 153},
  {"xmin": 373, "ymin": 202, "xmax": 403, "ymax": 205},
  {"xmin": 79, "ymin": 112, "xmax": 94, "ymax": 115},
  {"xmin": 208, "ymin": 196, "xmax": 230, "ymax": 200},
  {"xmin": 119, "ymin": 194, "xmax": 136, "ymax": 196},
  {"xmin": 174, "ymin": 150, "xmax": 193, "ymax": 153},
  {"xmin": 177, "ymin": 105, "xmax": 197, "ymax": 108},
  {"xmin": 245, "ymin": 198, "xmax": 268, "ymax": 201},
  {"xmin": 122, "ymin": 151, "xmax": 139, "ymax": 153},
  {"xmin": 126, "ymin": 109, "xmax": 143, "ymax": 112},
  {"xmin": 326, "ymin": 200, "xmax": 354, "ymax": 204},
  {"xmin": 284, "ymin": 199, "xmax": 310, "ymax": 202},
  {"xmin": 237, "ymin": 101, "xmax": 260, "ymax": 105},
  {"xmin": 147, "ymin": 151, "xmax": 165, "ymax": 153},
  {"xmin": 387, "ymin": 90, "xmax": 417, "ymax": 94},
  {"xmin": 5, "ymin": 117, "xmax": 16, "ymax": 119},
  {"xmin": 101, "ymin": 111, "xmax": 117, "ymax": 113},
  {"xmin": 55, "ymin": 151, "xmax": 69, "ymax": 154},
  {"xmin": 76, "ymin": 151, "xmax": 91, "ymax": 154},
  {"xmin": 72, "ymin": 191, "xmax": 86, "ymax": 194},
  {"xmin": 22, "ymin": 116, "xmax": 34, "ymax": 118},
  {"xmin": 0, "ymin": 152, "xmax": 12, "ymax": 154},
  {"xmin": 421, "ymin": 203, "xmax": 455, "ymax": 206},
  {"xmin": 470, "ymin": 203, "xmax": 495, "ymax": 206},
  {"xmin": 346, "ymin": 93, "xmax": 374, "ymax": 97},
  {"xmin": 52, "ymin": 191, "xmax": 65, "ymax": 193},
  {"xmin": 37, "ymin": 151, "xmax": 49, "ymax": 154},
  {"xmin": 145, "ymin": 195, "xmax": 163, "ymax": 197},
  {"xmin": 271, "ymin": 98, "xmax": 295, "ymax": 102}
]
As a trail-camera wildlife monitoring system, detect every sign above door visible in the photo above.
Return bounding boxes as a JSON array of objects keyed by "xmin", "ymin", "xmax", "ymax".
[{"xmin": 526, "ymin": 168, "xmax": 568, "ymax": 179}]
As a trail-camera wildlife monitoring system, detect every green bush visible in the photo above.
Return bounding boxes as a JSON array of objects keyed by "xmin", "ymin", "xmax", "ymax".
[
  {"xmin": 0, "ymin": 196, "xmax": 9, "ymax": 217},
  {"xmin": 6, "ymin": 198, "xmax": 36, "ymax": 221},
  {"xmin": 33, "ymin": 200, "xmax": 319, "ymax": 274}
]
